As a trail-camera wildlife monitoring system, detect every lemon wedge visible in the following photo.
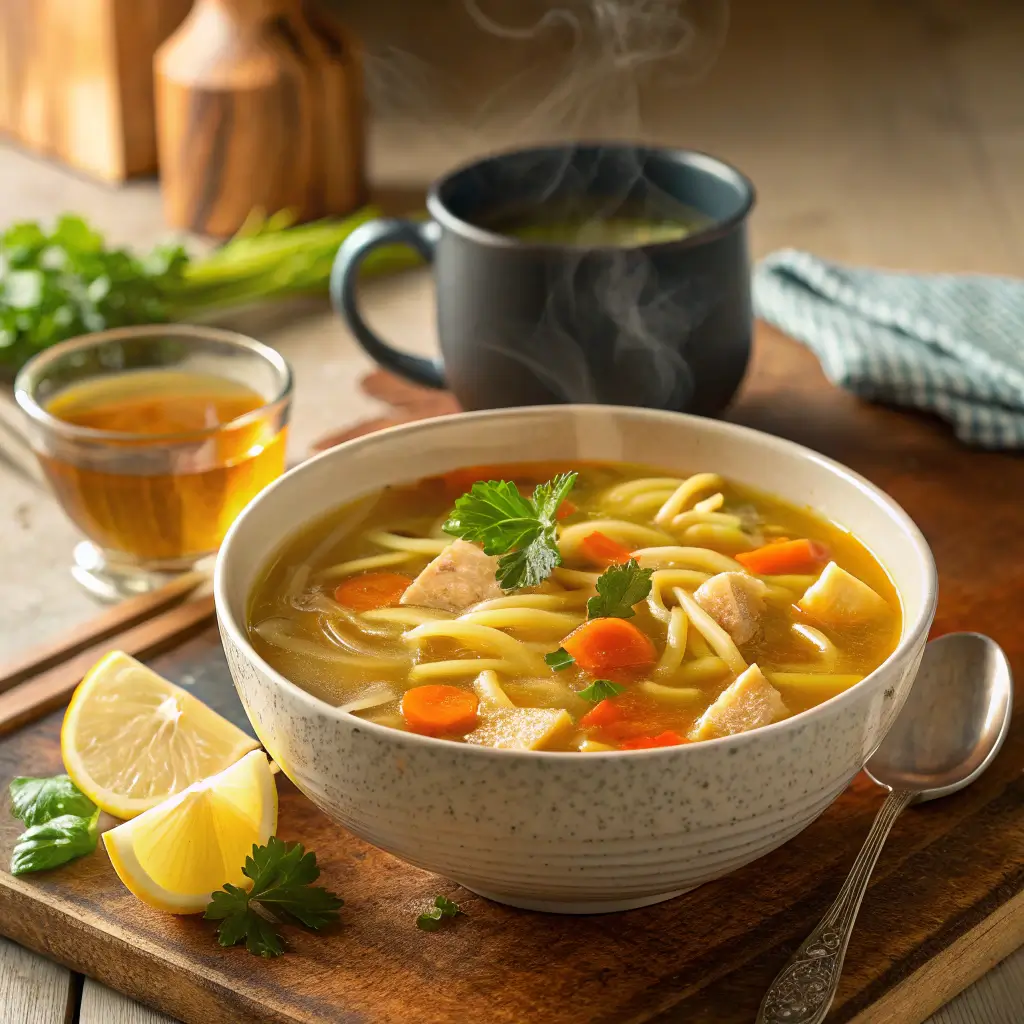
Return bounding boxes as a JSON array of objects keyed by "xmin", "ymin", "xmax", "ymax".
[
  {"xmin": 103, "ymin": 749, "xmax": 277, "ymax": 914},
  {"xmin": 62, "ymin": 650, "xmax": 260, "ymax": 819}
]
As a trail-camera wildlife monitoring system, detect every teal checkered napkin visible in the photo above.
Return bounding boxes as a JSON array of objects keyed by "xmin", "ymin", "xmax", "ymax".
[{"xmin": 753, "ymin": 249, "xmax": 1024, "ymax": 449}]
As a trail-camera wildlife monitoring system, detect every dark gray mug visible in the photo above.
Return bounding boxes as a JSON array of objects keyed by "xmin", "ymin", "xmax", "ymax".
[{"xmin": 330, "ymin": 144, "xmax": 755, "ymax": 415}]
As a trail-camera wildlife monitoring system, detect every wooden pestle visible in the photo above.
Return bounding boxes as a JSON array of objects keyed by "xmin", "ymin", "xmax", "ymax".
[{"xmin": 154, "ymin": 0, "xmax": 366, "ymax": 236}]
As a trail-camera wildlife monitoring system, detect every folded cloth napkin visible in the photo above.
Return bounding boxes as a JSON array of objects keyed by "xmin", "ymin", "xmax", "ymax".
[{"xmin": 753, "ymin": 249, "xmax": 1024, "ymax": 449}]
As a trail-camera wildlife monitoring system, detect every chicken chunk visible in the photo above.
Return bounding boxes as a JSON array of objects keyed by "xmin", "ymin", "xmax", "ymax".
[
  {"xmin": 798, "ymin": 562, "xmax": 890, "ymax": 627},
  {"xmin": 466, "ymin": 707, "xmax": 575, "ymax": 751},
  {"xmin": 690, "ymin": 664, "xmax": 788, "ymax": 741},
  {"xmin": 399, "ymin": 540, "xmax": 503, "ymax": 613},
  {"xmin": 693, "ymin": 571, "xmax": 768, "ymax": 645}
]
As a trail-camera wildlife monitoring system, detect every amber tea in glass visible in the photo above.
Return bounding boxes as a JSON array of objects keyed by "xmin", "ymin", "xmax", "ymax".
[{"xmin": 16, "ymin": 325, "xmax": 291, "ymax": 597}]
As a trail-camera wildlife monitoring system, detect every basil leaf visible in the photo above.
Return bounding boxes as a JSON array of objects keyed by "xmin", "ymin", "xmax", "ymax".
[
  {"xmin": 10, "ymin": 775, "xmax": 96, "ymax": 827},
  {"xmin": 10, "ymin": 811, "xmax": 99, "ymax": 876}
]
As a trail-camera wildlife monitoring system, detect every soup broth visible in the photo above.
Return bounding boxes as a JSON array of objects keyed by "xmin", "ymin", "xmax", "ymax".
[
  {"xmin": 481, "ymin": 196, "xmax": 712, "ymax": 246},
  {"xmin": 249, "ymin": 462, "xmax": 901, "ymax": 752}
]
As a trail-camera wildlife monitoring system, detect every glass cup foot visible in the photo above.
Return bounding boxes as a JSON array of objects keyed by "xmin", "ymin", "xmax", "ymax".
[{"xmin": 71, "ymin": 542, "xmax": 214, "ymax": 603}]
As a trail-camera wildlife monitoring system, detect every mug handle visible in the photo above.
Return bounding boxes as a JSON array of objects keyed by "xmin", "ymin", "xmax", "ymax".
[{"xmin": 329, "ymin": 218, "xmax": 446, "ymax": 390}]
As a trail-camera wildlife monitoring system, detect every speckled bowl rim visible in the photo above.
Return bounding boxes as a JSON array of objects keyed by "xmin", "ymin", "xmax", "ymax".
[{"xmin": 214, "ymin": 405, "xmax": 938, "ymax": 761}]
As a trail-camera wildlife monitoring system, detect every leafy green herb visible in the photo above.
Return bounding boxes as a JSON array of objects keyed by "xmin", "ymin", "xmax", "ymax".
[
  {"xmin": 442, "ymin": 473, "xmax": 577, "ymax": 590},
  {"xmin": 205, "ymin": 837, "xmax": 343, "ymax": 957},
  {"xmin": 0, "ymin": 208, "xmax": 421, "ymax": 377},
  {"xmin": 545, "ymin": 647, "xmax": 575, "ymax": 671},
  {"xmin": 416, "ymin": 894, "xmax": 464, "ymax": 931},
  {"xmin": 10, "ymin": 774, "xmax": 96, "ymax": 827},
  {"xmin": 10, "ymin": 810, "xmax": 99, "ymax": 876},
  {"xmin": 577, "ymin": 679, "xmax": 627, "ymax": 703},
  {"xmin": 586, "ymin": 558, "xmax": 654, "ymax": 619}
]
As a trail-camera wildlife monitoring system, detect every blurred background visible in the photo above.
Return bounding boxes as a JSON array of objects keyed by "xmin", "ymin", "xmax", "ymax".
[
  {"xmin": 352, "ymin": 0, "xmax": 1022, "ymax": 274},
  {"xmin": 0, "ymin": 0, "xmax": 1020, "ymax": 272}
]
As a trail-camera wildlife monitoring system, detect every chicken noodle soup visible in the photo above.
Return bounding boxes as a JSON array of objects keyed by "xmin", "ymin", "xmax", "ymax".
[{"xmin": 248, "ymin": 462, "xmax": 901, "ymax": 751}]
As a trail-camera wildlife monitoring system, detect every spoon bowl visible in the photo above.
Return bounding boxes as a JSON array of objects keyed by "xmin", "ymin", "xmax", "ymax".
[
  {"xmin": 759, "ymin": 632, "xmax": 1014, "ymax": 1024},
  {"xmin": 867, "ymin": 632, "xmax": 1014, "ymax": 800}
]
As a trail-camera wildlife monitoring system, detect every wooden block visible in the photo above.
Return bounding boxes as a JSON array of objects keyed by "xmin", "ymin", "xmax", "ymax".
[{"xmin": 0, "ymin": 0, "xmax": 192, "ymax": 182}]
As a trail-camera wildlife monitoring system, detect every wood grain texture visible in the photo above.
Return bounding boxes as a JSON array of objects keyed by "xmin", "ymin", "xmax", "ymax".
[
  {"xmin": 80, "ymin": 978, "xmax": 176, "ymax": 1024},
  {"xmin": 0, "ymin": 326, "xmax": 1021, "ymax": 1023},
  {"xmin": 155, "ymin": 0, "xmax": 366, "ymax": 237},
  {"xmin": 0, "ymin": 593, "xmax": 214, "ymax": 737},
  {"xmin": 0, "ymin": 937, "xmax": 75, "ymax": 1024},
  {"xmin": 0, "ymin": 570, "xmax": 207, "ymax": 695},
  {"xmin": 0, "ymin": 0, "xmax": 191, "ymax": 182}
]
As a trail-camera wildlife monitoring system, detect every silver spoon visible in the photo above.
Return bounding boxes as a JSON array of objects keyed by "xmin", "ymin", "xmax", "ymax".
[{"xmin": 758, "ymin": 632, "xmax": 1014, "ymax": 1024}]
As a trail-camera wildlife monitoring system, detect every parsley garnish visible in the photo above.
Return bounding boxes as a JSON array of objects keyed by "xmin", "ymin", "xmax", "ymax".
[
  {"xmin": 204, "ymin": 837, "xmax": 343, "ymax": 957},
  {"xmin": 577, "ymin": 679, "xmax": 626, "ymax": 702},
  {"xmin": 586, "ymin": 558, "xmax": 654, "ymax": 619},
  {"xmin": 417, "ymin": 894, "xmax": 464, "ymax": 931},
  {"xmin": 545, "ymin": 647, "xmax": 575, "ymax": 671},
  {"xmin": 442, "ymin": 473, "xmax": 577, "ymax": 590}
]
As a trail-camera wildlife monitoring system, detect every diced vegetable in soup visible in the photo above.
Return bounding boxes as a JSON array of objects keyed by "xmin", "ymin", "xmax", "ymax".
[{"xmin": 247, "ymin": 462, "xmax": 902, "ymax": 751}]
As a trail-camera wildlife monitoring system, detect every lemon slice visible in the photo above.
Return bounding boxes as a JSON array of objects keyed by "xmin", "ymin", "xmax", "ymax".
[
  {"xmin": 62, "ymin": 650, "xmax": 260, "ymax": 819},
  {"xmin": 103, "ymin": 749, "xmax": 277, "ymax": 914}
]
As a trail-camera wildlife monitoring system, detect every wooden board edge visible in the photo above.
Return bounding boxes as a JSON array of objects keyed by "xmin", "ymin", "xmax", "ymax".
[
  {"xmin": 847, "ymin": 887, "xmax": 1024, "ymax": 1024},
  {"xmin": 0, "ymin": 879, "xmax": 294, "ymax": 1024}
]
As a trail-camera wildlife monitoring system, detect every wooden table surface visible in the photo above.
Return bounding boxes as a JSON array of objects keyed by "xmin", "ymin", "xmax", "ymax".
[{"xmin": 2, "ymin": 0, "xmax": 1023, "ymax": 1019}]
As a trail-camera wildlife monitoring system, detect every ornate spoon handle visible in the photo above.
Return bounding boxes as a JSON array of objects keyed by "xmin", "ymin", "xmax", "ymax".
[{"xmin": 757, "ymin": 788, "xmax": 915, "ymax": 1024}]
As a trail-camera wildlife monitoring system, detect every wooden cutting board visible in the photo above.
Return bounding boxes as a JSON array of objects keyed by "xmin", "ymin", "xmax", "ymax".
[{"xmin": 1, "ymin": 325, "xmax": 1023, "ymax": 1024}]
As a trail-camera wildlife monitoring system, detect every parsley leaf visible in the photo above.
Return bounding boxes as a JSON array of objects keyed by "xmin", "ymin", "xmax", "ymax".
[
  {"xmin": 205, "ymin": 837, "xmax": 343, "ymax": 957},
  {"xmin": 442, "ymin": 473, "xmax": 577, "ymax": 590},
  {"xmin": 10, "ymin": 774, "xmax": 96, "ymax": 827},
  {"xmin": 545, "ymin": 647, "xmax": 575, "ymax": 671},
  {"xmin": 416, "ymin": 894, "xmax": 464, "ymax": 931},
  {"xmin": 10, "ymin": 811, "xmax": 99, "ymax": 875},
  {"xmin": 586, "ymin": 558, "xmax": 654, "ymax": 619},
  {"xmin": 577, "ymin": 679, "xmax": 626, "ymax": 702}
]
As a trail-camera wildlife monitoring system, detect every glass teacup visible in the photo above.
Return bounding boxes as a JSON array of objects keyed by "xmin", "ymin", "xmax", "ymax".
[{"xmin": 15, "ymin": 325, "xmax": 292, "ymax": 599}]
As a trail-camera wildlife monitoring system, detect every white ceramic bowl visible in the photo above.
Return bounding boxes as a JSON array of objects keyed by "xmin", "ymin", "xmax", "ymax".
[{"xmin": 215, "ymin": 406, "xmax": 937, "ymax": 914}]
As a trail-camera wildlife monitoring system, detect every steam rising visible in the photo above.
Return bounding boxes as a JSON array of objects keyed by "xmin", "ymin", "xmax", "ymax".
[{"xmin": 357, "ymin": 0, "xmax": 734, "ymax": 413}]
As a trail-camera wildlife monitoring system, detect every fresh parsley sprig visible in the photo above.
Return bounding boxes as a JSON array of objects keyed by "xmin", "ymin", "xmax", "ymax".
[
  {"xmin": 416, "ymin": 894, "xmax": 464, "ymax": 931},
  {"xmin": 442, "ymin": 473, "xmax": 577, "ymax": 590},
  {"xmin": 8, "ymin": 774, "xmax": 99, "ymax": 875},
  {"xmin": 577, "ymin": 679, "xmax": 626, "ymax": 702},
  {"xmin": 205, "ymin": 837, "xmax": 343, "ymax": 957},
  {"xmin": 586, "ymin": 559, "xmax": 653, "ymax": 619}
]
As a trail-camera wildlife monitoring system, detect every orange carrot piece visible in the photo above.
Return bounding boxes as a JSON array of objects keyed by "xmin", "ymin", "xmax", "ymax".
[
  {"xmin": 579, "ymin": 698, "xmax": 623, "ymax": 730},
  {"xmin": 556, "ymin": 499, "xmax": 578, "ymax": 520},
  {"xmin": 579, "ymin": 530, "xmax": 632, "ymax": 566},
  {"xmin": 735, "ymin": 538, "xmax": 830, "ymax": 575},
  {"xmin": 619, "ymin": 730, "xmax": 687, "ymax": 750},
  {"xmin": 402, "ymin": 685, "xmax": 479, "ymax": 736},
  {"xmin": 562, "ymin": 618, "xmax": 657, "ymax": 673},
  {"xmin": 334, "ymin": 571, "xmax": 411, "ymax": 612}
]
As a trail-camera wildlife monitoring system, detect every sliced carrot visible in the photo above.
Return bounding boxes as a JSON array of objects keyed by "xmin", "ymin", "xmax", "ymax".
[
  {"xmin": 619, "ymin": 730, "xmax": 687, "ymax": 750},
  {"xmin": 334, "ymin": 571, "xmax": 411, "ymax": 612},
  {"xmin": 562, "ymin": 618, "xmax": 657, "ymax": 673},
  {"xmin": 556, "ymin": 499, "xmax": 578, "ymax": 520},
  {"xmin": 579, "ymin": 530, "xmax": 632, "ymax": 566},
  {"xmin": 579, "ymin": 698, "xmax": 623, "ymax": 730},
  {"xmin": 402, "ymin": 685, "xmax": 479, "ymax": 736},
  {"xmin": 735, "ymin": 538, "xmax": 830, "ymax": 575}
]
